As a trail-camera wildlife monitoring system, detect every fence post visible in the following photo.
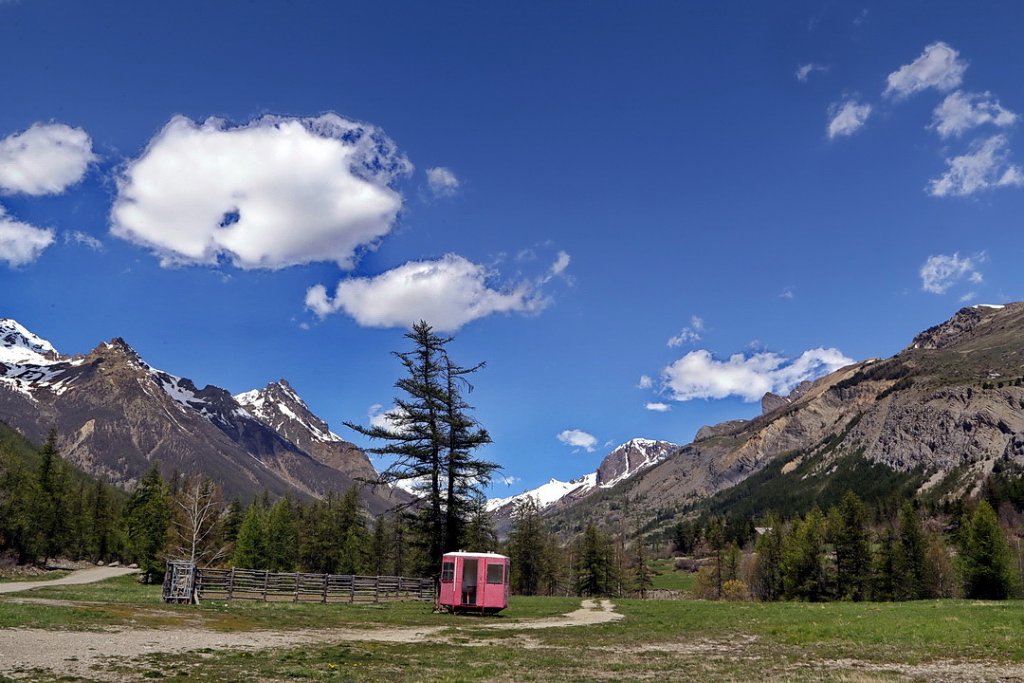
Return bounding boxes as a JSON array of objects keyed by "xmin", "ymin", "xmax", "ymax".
[
  {"xmin": 263, "ymin": 569, "xmax": 269, "ymax": 602},
  {"xmin": 228, "ymin": 567, "xmax": 235, "ymax": 600},
  {"xmin": 350, "ymin": 575, "xmax": 355, "ymax": 604},
  {"xmin": 322, "ymin": 573, "xmax": 328, "ymax": 604},
  {"xmin": 294, "ymin": 573, "xmax": 299, "ymax": 603}
]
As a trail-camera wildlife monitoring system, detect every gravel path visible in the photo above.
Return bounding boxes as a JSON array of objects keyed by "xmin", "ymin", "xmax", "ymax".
[
  {"xmin": 0, "ymin": 596, "xmax": 622, "ymax": 679},
  {"xmin": 0, "ymin": 567, "xmax": 139, "ymax": 594}
]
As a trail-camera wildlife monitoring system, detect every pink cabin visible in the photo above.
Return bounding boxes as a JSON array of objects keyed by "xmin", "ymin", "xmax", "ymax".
[{"xmin": 437, "ymin": 551, "xmax": 510, "ymax": 614}]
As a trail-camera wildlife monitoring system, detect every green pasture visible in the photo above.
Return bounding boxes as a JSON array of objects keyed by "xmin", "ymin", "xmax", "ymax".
[{"xmin": 1, "ymin": 574, "xmax": 1023, "ymax": 682}]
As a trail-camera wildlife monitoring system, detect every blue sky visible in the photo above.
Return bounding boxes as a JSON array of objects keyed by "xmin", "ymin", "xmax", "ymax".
[{"xmin": 2, "ymin": 1, "xmax": 1023, "ymax": 496}]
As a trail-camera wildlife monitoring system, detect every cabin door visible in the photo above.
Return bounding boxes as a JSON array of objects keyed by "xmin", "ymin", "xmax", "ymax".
[{"xmin": 461, "ymin": 558, "xmax": 479, "ymax": 605}]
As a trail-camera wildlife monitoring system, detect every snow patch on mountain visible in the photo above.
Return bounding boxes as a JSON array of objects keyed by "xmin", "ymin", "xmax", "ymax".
[
  {"xmin": 0, "ymin": 319, "xmax": 60, "ymax": 365},
  {"xmin": 486, "ymin": 473, "xmax": 597, "ymax": 512}
]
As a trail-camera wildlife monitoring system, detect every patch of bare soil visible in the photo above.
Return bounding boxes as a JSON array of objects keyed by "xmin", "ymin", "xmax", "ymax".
[
  {"xmin": 0, "ymin": 566, "xmax": 138, "ymax": 594},
  {"xmin": 0, "ymin": 598, "xmax": 622, "ymax": 680}
]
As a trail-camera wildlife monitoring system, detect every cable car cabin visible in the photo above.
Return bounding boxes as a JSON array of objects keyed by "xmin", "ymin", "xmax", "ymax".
[{"xmin": 438, "ymin": 551, "xmax": 510, "ymax": 614}]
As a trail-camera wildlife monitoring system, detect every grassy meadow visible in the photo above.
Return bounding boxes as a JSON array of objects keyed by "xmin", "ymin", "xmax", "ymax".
[{"xmin": 1, "ymin": 572, "xmax": 1024, "ymax": 682}]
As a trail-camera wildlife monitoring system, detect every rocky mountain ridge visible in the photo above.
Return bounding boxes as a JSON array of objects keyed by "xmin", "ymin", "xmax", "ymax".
[
  {"xmin": 0, "ymin": 319, "xmax": 400, "ymax": 512},
  {"xmin": 541, "ymin": 303, "xmax": 1024, "ymax": 535}
]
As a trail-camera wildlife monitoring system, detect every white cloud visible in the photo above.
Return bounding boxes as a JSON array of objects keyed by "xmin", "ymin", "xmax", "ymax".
[
  {"xmin": 0, "ymin": 123, "xmax": 96, "ymax": 196},
  {"xmin": 111, "ymin": 114, "xmax": 412, "ymax": 270},
  {"xmin": 550, "ymin": 250, "xmax": 571, "ymax": 277},
  {"xmin": 919, "ymin": 252, "xmax": 983, "ymax": 294},
  {"xmin": 959, "ymin": 291, "xmax": 976, "ymax": 303},
  {"xmin": 645, "ymin": 402, "xmax": 671, "ymax": 412},
  {"xmin": 306, "ymin": 253, "xmax": 549, "ymax": 331},
  {"xmin": 425, "ymin": 167, "xmax": 460, "ymax": 197},
  {"xmin": 932, "ymin": 91, "xmax": 1017, "ymax": 138},
  {"xmin": 0, "ymin": 206, "xmax": 55, "ymax": 266},
  {"xmin": 827, "ymin": 100, "xmax": 872, "ymax": 139},
  {"xmin": 884, "ymin": 42, "xmax": 966, "ymax": 99},
  {"xmin": 637, "ymin": 374, "xmax": 654, "ymax": 390},
  {"xmin": 927, "ymin": 135, "xmax": 1024, "ymax": 197},
  {"xmin": 64, "ymin": 230, "xmax": 103, "ymax": 250},
  {"xmin": 667, "ymin": 315, "xmax": 705, "ymax": 347},
  {"xmin": 557, "ymin": 429, "xmax": 598, "ymax": 452},
  {"xmin": 498, "ymin": 475, "xmax": 520, "ymax": 487},
  {"xmin": 779, "ymin": 287, "xmax": 795, "ymax": 300},
  {"xmin": 795, "ymin": 63, "xmax": 828, "ymax": 82},
  {"xmin": 662, "ymin": 347, "xmax": 853, "ymax": 402},
  {"xmin": 367, "ymin": 403, "xmax": 408, "ymax": 433}
]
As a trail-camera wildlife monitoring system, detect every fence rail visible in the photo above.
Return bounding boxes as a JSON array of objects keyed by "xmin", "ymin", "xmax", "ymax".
[{"xmin": 188, "ymin": 567, "xmax": 435, "ymax": 604}]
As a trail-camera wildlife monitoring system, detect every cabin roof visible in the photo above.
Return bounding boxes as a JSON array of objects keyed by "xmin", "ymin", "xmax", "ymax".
[{"xmin": 442, "ymin": 551, "xmax": 509, "ymax": 560}]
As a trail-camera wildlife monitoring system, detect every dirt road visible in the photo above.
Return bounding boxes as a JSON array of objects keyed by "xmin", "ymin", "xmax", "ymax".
[
  {"xmin": 0, "ymin": 597, "xmax": 621, "ymax": 679},
  {"xmin": 0, "ymin": 566, "xmax": 139, "ymax": 594}
]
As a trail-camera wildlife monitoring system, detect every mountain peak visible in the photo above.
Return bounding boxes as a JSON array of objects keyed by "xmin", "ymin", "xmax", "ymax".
[
  {"xmin": 0, "ymin": 318, "xmax": 60, "ymax": 365},
  {"xmin": 235, "ymin": 380, "xmax": 340, "ymax": 444}
]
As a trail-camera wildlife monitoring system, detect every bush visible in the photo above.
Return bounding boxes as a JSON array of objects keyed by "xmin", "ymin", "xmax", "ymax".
[{"xmin": 721, "ymin": 579, "xmax": 750, "ymax": 602}]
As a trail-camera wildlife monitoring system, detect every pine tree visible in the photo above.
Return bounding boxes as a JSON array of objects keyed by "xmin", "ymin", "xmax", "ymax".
[
  {"xmin": 633, "ymin": 529, "xmax": 653, "ymax": 599},
  {"xmin": 124, "ymin": 463, "xmax": 171, "ymax": 582},
  {"xmin": 894, "ymin": 502, "xmax": 927, "ymax": 600},
  {"xmin": 232, "ymin": 503, "xmax": 267, "ymax": 570},
  {"xmin": 751, "ymin": 515, "xmax": 785, "ymax": 601},
  {"xmin": 345, "ymin": 321, "xmax": 498, "ymax": 572},
  {"xmin": 830, "ymin": 492, "xmax": 872, "ymax": 601},
  {"xmin": 960, "ymin": 500, "xmax": 1015, "ymax": 599},
  {"xmin": 336, "ymin": 487, "xmax": 369, "ymax": 574},
  {"xmin": 506, "ymin": 497, "xmax": 549, "ymax": 595},
  {"xmin": 35, "ymin": 430, "xmax": 70, "ymax": 563},
  {"xmin": 783, "ymin": 508, "xmax": 829, "ymax": 601},
  {"xmin": 265, "ymin": 495, "xmax": 298, "ymax": 572},
  {"xmin": 222, "ymin": 498, "xmax": 245, "ymax": 546},
  {"xmin": 461, "ymin": 496, "xmax": 498, "ymax": 552},
  {"xmin": 704, "ymin": 517, "xmax": 727, "ymax": 598},
  {"xmin": 575, "ymin": 523, "xmax": 615, "ymax": 596}
]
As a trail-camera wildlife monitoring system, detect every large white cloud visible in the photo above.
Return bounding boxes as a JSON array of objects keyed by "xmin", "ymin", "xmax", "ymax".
[
  {"xmin": 927, "ymin": 135, "xmax": 1024, "ymax": 197},
  {"xmin": 884, "ymin": 42, "xmax": 966, "ymax": 99},
  {"xmin": 827, "ymin": 100, "xmax": 872, "ymax": 139},
  {"xmin": 110, "ymin": 114, "xmax": 412, "ymax": 269},
  {"xmin": 0, "ymin": 206, "xmax": 55, "ymax": 266},
  {"xmin": 0, "ymin": 123, "xmax": 96, "ymax": 196},
  {"xmin": 662, "ymin": 347, "xmax": 853, "ymax": 402},
  {"xmin": 932, "ymin": 91, "xmax": 1017, "ymax": 138},
  {"xmin": 557, "ymin": 429, "xmax": 598, "ymax": 452},
  {"xmin": 306, "ymin": 253, "xmax": 552, "ymax": 331},
  {"xmin": 919, "ymin": 252, "xmax": 983, "ymax": 294}
]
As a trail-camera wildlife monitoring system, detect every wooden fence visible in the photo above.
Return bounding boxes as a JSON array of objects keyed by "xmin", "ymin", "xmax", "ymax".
[{"xmin": 193, "ymin": 567, "xmax": 435, "ymax": 604}]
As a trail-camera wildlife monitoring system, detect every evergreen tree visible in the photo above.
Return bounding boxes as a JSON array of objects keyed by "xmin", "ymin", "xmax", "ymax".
[
  {"xmin": 894, "ymin": 502, "xmax": 928, "ymax": 600},
  {"xmin": 751, "ymin": 515, "xmax": 785, "ymax": 601},
  {"xmin": 345, "ymin": 321, "xmax": 499, "ymax": 572},
  {"xmin": 633, "ymin": 530, "xmax": 653, "ymax": 599},
  {"xmin": 960, "ymin": 500, "xmax": 1015, "ymax": 599},
  {"xmin": 783, "ymin": 508, "xmax": 829, "ymax": 601},
  {"xmin": 830, "ymin": 492, "xmax": 872, "ymax": 601},
  {"xmin": 265, "ymin": 495, "xmax": 298, "ymax": 572},
  {"xmin": 873, "ymin": 526, "xmax": 900, "ymax": 601},
  {"xmin": 232, "ymin": 503, "xmax": 267, "ymax": 569},
  {"xmin": 575, "ymin": 523, "xmax": 616, "ymax": 596},
  {"xmin": 88, "ymin": 479, "xmax": 117, "ymax": 562},
  {"xmin": 336, "ymin": 487, "xmax": 369, "ymax": 574},
  {"xmin": 704, "ymin": 516, "xmax": 727, "ymax": 598},
  {"xmin": 506, "ymin": 497, "xmax": 550, "ymax": 595},
  {"xmin": 124, "ymin": 463, "xmax": 171, "ymax": 582},
  {"xmin": 461, "ymin": 496, "xmax": 498, "ymax": 552},
  {"xmin": 34, "ymin": 430, "xmax": 70, "ymax": 563},
  {"xmin": 671, "ymin": 521, "xmax": 698, "ymax": 555},
  {"xmin": 222, "ymin": 498, "xmax": 245, "ymax": 546}
]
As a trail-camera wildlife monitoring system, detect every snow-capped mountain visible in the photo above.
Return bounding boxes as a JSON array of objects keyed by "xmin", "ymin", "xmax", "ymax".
[
  {"xmin": 487, "ymin": 438, "xmax": 678, "ymax": 515},
  {"xmin": 0, "ymin": 318, "xmax": 401, "ymax": 511}
]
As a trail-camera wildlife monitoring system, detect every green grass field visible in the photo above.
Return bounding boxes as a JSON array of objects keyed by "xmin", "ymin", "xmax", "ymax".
[{"xmin": 2, "ymin": 575, "xmax": 1024, "ymax": 682}]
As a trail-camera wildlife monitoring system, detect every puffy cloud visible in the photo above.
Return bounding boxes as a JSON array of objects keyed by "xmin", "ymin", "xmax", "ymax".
[
  {"xmin": 637, "ymin": 374, "xmax": 654, "ymax": 390},
  {"xmin": 662, "ymin": 347, "xmax": 853, "ymax": 402},
  {"xmin": 0, "ymin": 206, "xmax": 55, "ymax": 266},
  {"xmin": 667, "ymin": 315, "xmax": 704, "ymax": 348},
  {"xmin": 498, "ymin": 475, "xmax": 520, "ymax": 487},
  {"xmin": 884, "ymin": 42, "xmax": 966, "ymax": 99},
  {"xmin": 919, "ymin": 252, "xmax": 983, "ymax": 294},
  {"xmin": 549, "ymin": 250, "xmax": 571, "ymax": 277},
  {"xmin": 111, "ymin": 114, "xmax": 412, "ymax": 270},
  {"xmin": 557, "ymin": 429, "xmax": 598, "ymax": 452},
  {"xmin": 927, "ymin": 135, "xmax": 1024, "ymax": 197},
  {"xmin": 932, "ymin": 91, "xmax": 1017, "ymax": 138},
  {"xmin": 795, "ymin": 63, "xmax": 828, "ymax": 82},
  {"xmin": 645, "ymin": 402, "xmax": 671, "ymax": 412},
  {"xmin": 425, "ymin": 167, "xmax": 460, "ymax": 197},
  {"xmin": 306, "ymin": 253, "xmax": 550, "ymax": 331},
  {"xmin": 0, "ymin": 123, "xmax": 96, "ymax": 196},
  {"xmin": 827, "ymin": 100, "xmax": 872, "ymax": 139}
]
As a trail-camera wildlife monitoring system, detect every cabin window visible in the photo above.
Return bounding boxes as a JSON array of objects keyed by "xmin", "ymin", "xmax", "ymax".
[
  {"xmin": 486, "ymin": 563, "xmax": 504, "ymax": 584},
  {"xmin": 441, "ymin": 561, "xmax": 455, "ymax": 583}
]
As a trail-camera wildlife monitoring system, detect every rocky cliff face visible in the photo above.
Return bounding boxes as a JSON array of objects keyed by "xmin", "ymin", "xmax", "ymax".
[{"xmin": 0, "ymin": 319, "xmax": 401, "ymax": 512}]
